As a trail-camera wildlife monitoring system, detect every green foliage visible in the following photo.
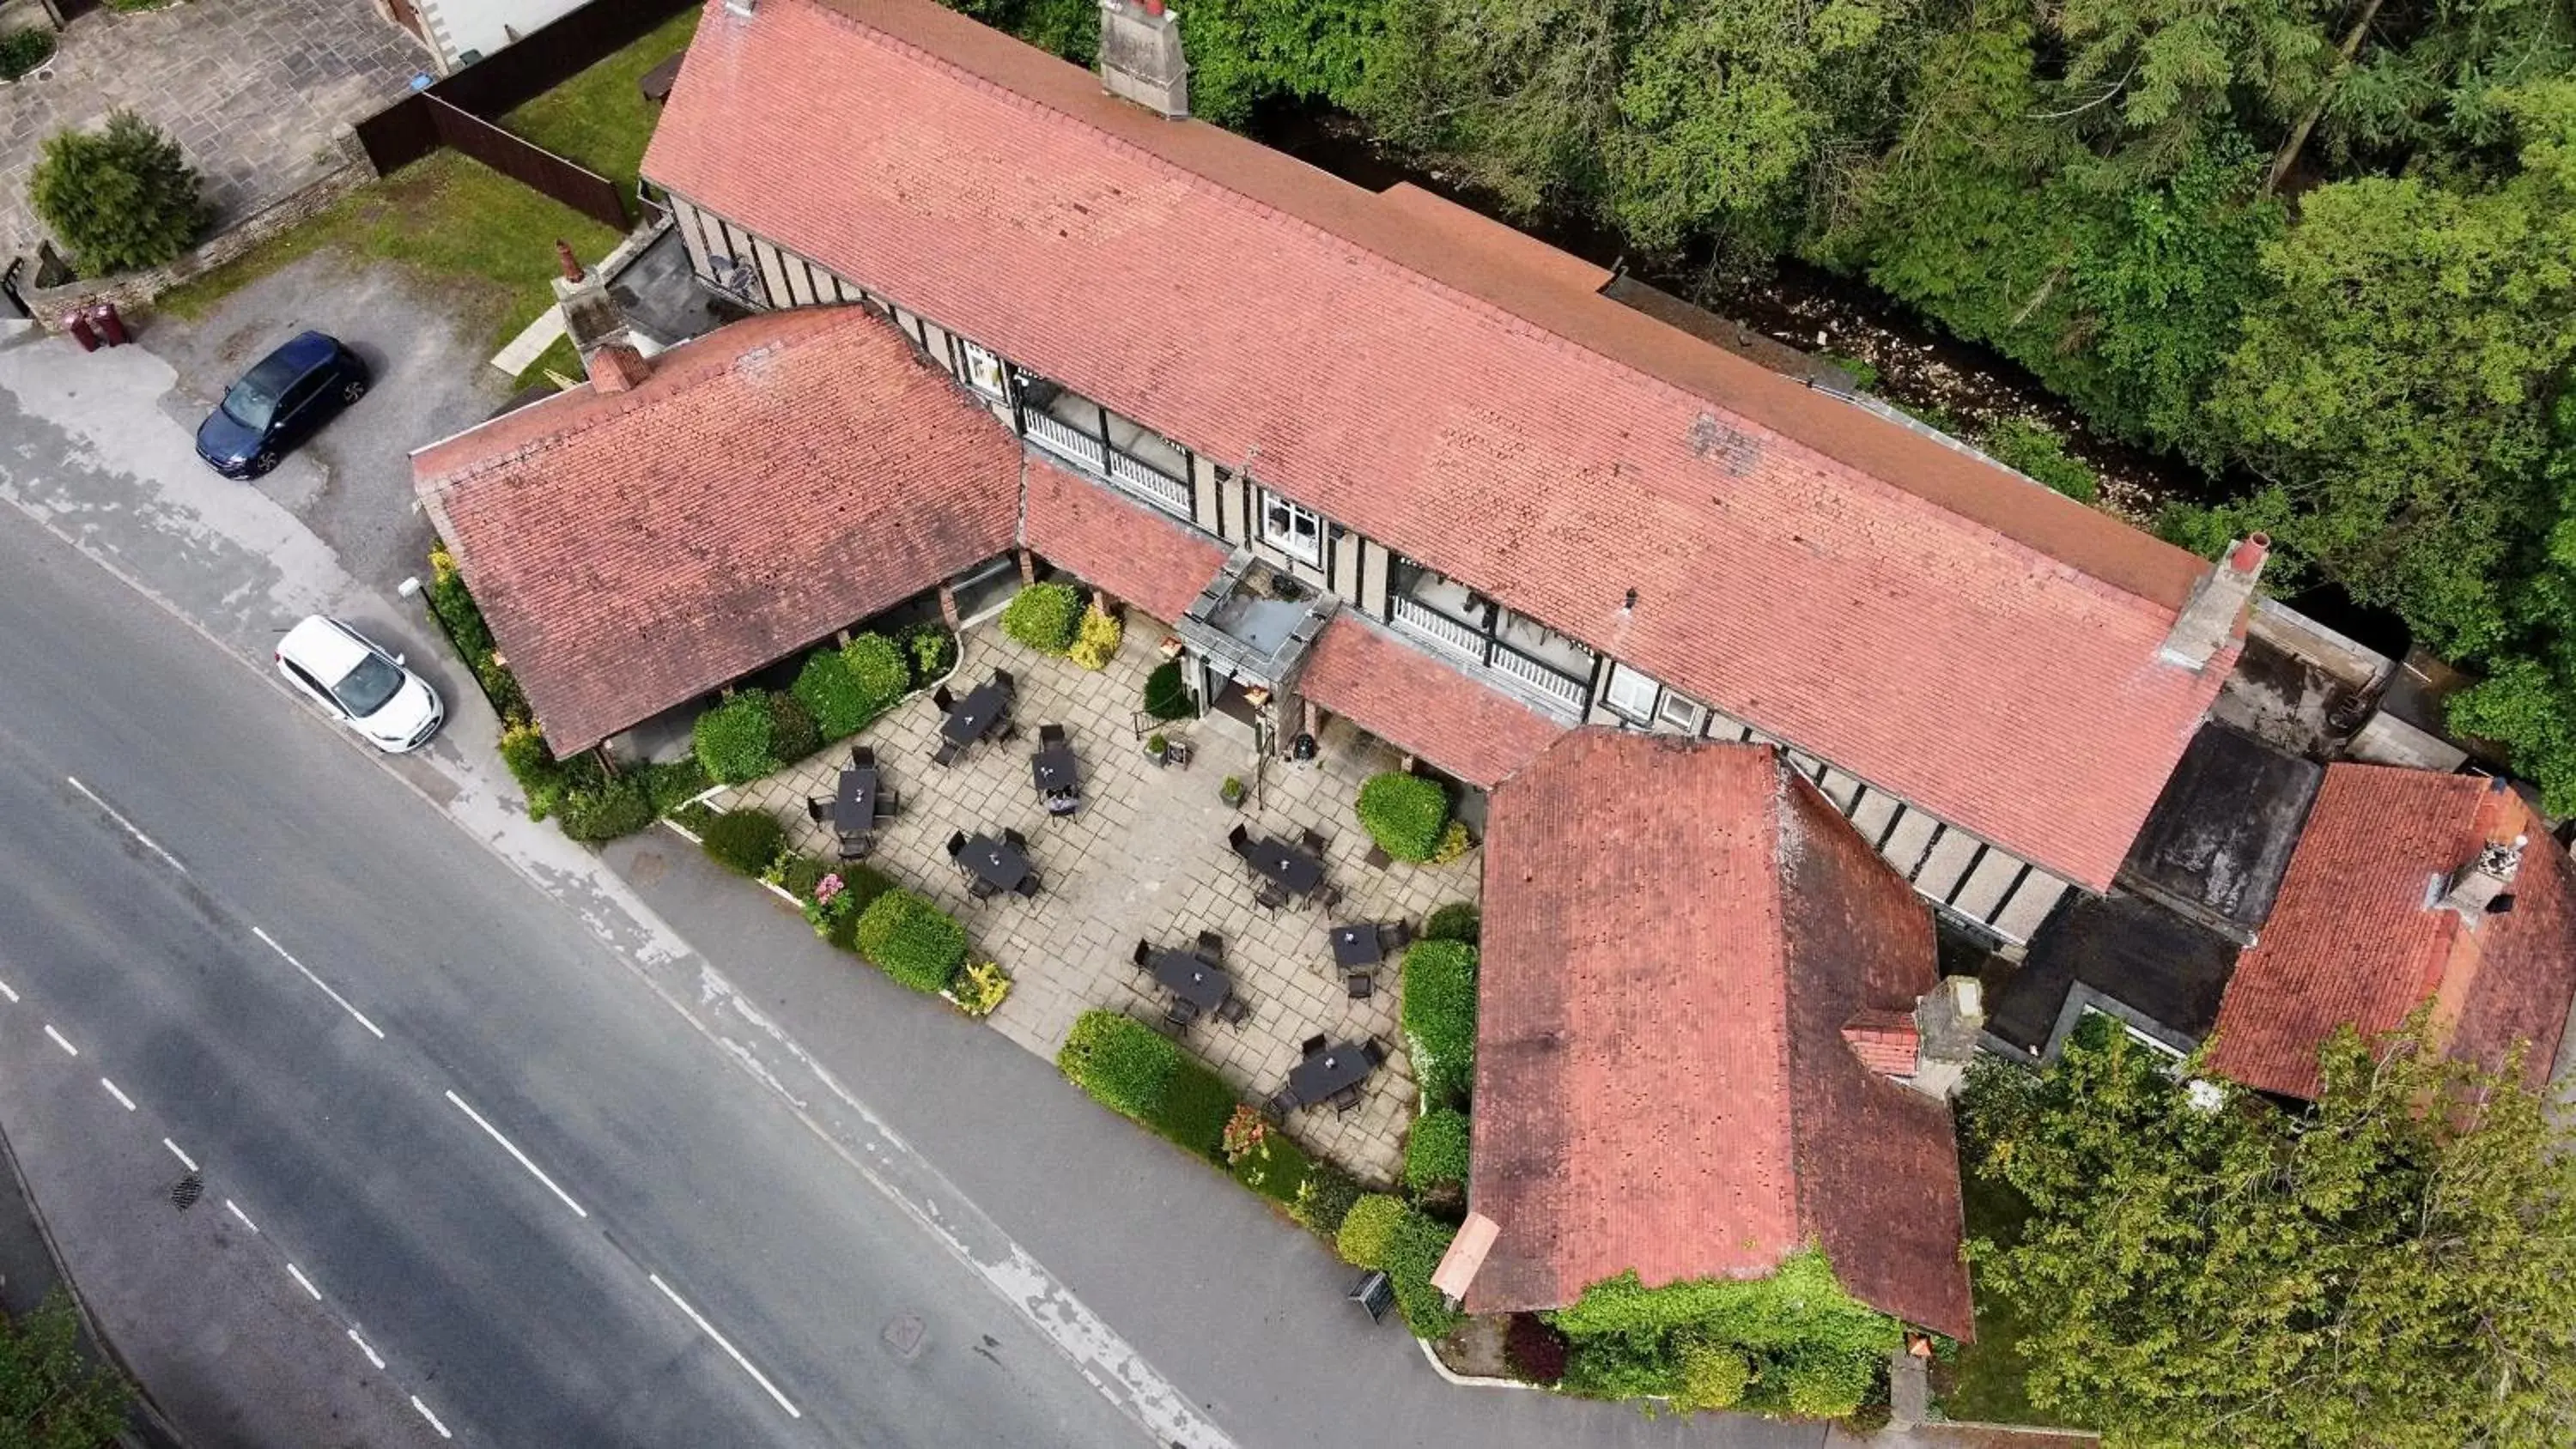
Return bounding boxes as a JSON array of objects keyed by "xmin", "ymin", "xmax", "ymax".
[
  {"xmin": 1400, "ymin": 939, "xmax": 1479, "ymax": 1108},
  {"xmin": 1421, "ymin": 901, "xmax": 1480, "ymax": 944},
  {"xmin": 844, "ymin": 632, "xmax": 914, "ymax": 716},
  {"xmin": 1142, "ymin": 659, "xmax": 1195, "ymax": 720},
  {"xmin": 1426, "ymin": 818, "xmax": 1473, "ymax": 864},
  {"xmin": 0, "ymin": 1292, "xmax": 131, "ymax": 1448},
  {"xmin": 640, "ymin": 756, "xmax": 710, "ymax": 815},
  {"xmin": 692, "ymin": 693, "xmax": 777, "ymax": 784},
  {"xmin": 1336, "ymin": 1192, "xmax": 1409, "ymax": 1268},
  {"xmin": 699, "ymin": 808, "xmax": 786, "ymax": 877},
  {"xmin": 425, "ymin": 544, "xmax": 529, "ymax": 722},
  {"xmin": 554, "ymin": 775, "xmax": 654, "ymax": 841},
  {"xmin": 791, "ymin": 649, "xmax": 872, "ymax": 739},
  {"xmin": 765, "ymin": 690, "xmax": 823, "ymax": 767},
  {"xmin": 1291, "ymin": 1160, "xmax": 1364, "ymax": 1239},
  {"xmin": 497, "ymin": 722, "xmax": 568, "ymax": 818},
  {"xmin": 29, "ymin": 109, "xmax": 210, "ymax": 276},
  {"xmin": 1677, "ymin": 1343, "xmax": 1752, "ymax": 1412},
  {"xmin": 999, "ymin": 581, "xmax": 1082, "ymax": 653},
  {"xmin": 1964, "ymin": 1010, "xmax": 2576, "ymax": 1448},
  {"xmin": 1780, "ymin": 1349, "xmax": 1876, "ymax": 1418},
  {"xmin": 852, "ymin": 889, "xmax": 969, "ymax": 994},
  {"xmin": 0, "ymin": 27, "xmax": 57, "ymax": 81},
  {"xmin": 1228, "ymin": 1123, "xmax": 1315, "ymax": 1203},
  {"xmin": 1979, "ymin": 418, "xmax": 2099, "ymax": 504},
  {"xmin": 1177, "ymin": 0, "xmax": 1389, "ymax": 124},
  {"xmin": 1384, "ymin": 1208, "xmax": 1462, "ymax": 1338},
  {"xmin": 1404, "ymin": 1106, "xmax": 1472, "ymax": 1191},
  {"xmin": 1551, "ymin": 1253, "xmax": 1902, "ymax": 1357},
  {"xmin": 905, "ymin": 624, "xmax": 957, "ymax": 681},
  {"xmin": 1355, "ymin": 771, "xmax": 1449, "ymax": 861},
  {"xmin": 1066, "ymin": 603, "xmax": 1123, "ymax": 670},
  {"xmin": 1060, "ymin": 1009, "xmax": 1183, "ymax": 1121}
]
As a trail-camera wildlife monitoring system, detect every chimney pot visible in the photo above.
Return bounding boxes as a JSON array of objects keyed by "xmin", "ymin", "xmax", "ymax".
[
  {"xmin": 556, "ymin": 239, "xmax": 583, "ymax": 283},
  {"xmin": 2230, "ymin": 531, "xmax": 2269, "ymax": 573},
  {"xmin": 586, "ymin": 342, "xmax": 652, "ymax": 395}
]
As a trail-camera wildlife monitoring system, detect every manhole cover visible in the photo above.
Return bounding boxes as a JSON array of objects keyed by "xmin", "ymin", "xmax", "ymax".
[
  {"xmin": 881, "ymin": 1313, "xmax": 925, "ymax": 1362},
  {"xmin": 169, "ymin": 1173, "xmax": 203, "ymax": 1211}
]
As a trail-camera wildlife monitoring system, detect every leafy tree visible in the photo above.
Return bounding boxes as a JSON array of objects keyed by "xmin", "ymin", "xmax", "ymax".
[
  {"xmin": 28, "ymin": 110, "xmax": 209, "ymax": 276},
  {"xmin": 2050, "ymin": 0, "xmax": 2338, "ymax": 175},
  {"xmin": 0, "ymin": 1293, "xmax": 131, "ymax": 1449},
  {"xmin": 1179, "ymin": 0, "xmax": 1388, "ymax": 124},
  {"xmin": 1963, "ymin": 1013, "xmax": 2576, "ymax": 1449}
]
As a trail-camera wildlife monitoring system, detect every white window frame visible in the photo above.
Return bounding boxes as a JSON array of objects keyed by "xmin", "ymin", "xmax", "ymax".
[
  {"xmin": 1261, "ymin": 492, "xmax": 1325, "ymax": 567},
  {"xmin": 1602, "ymin": 663, "xmax": 1662, "ymax": 722},
  {"xmin": 958, "ymin": 339, "xmax": 1008, "ymax": 399},
  {"xmin": 1655, "ymin": 688, "xmax": 1706, "ymax": 735}
]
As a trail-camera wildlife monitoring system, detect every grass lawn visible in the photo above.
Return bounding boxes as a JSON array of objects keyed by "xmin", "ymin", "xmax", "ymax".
[
  {"xmin": 1932, "ymin": 1151, "xmax": 2082, "ymax": 1428},
  {"xmin": 501, "ymin": 8, "xmax": 702, "ymax": 199},
  {"xmin": 155, "ymin": 153, "xmax": 623, "ymax": 355}
]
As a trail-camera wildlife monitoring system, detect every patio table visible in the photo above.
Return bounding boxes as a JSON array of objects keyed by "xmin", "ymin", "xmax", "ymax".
[
  {"xmin": 1031, "ymin": 743, "xmax": 1079, "ymax": 796},
  {"xmin": 958, "ymin": 833, "xmax": 1030, "ymax": 894},
  {"xmin": 1287, "ymin": 1041, "xmax": 1376, "ymax": 1103},
  {"xmin": 1329, "ymin": 924, "xmax": 1382, "ymax": 968},
  {"xmin": 1248, "ymin": 838, "xmax": 1325, "ymax": 895},
  {"xmin": 942, "ymin": 682, "xmax": 1010, "ymax": 747},
  {"xmin": 832, "ymin": 767, "xmax": 879, "ymax": 834},
  {"xmin": 1149, "ymin": 950, "xmax": 1232, "ymax": 1011}
]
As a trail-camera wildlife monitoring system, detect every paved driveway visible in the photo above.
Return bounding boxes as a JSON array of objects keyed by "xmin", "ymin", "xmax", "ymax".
[{"xmin": 0, "ymin": 0, "xmax": 422, "ymax": 266}]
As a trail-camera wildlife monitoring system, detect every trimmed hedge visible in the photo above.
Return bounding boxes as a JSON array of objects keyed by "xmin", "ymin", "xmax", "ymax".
[
  {"xmin": 693, "ymin": 693, "xmax": 776, "ymax": 783},
  {"xmin": 1422, "ymin": 901, "xmax": 1480, "ymax": 945},
  {"xmin": 426, "ymin": 549, "xmax": 530, "ymax": 723},
  {"xmin": 1054, "ymin": 1009, "xmax": 1236, "ymax": 1159},
  {"xmin": 853, "ymin": 889, "xmax": 968, "ymax": 994},
  {"xmin": 1357, "ymin": 772, "xmax": 1449, "ymax": 862},
  {"xmin": 845, "ymin": 632, "xmax": 912, "ymax": 715},
  {"xmin": 1548, "ymin": 1252, "xmax": 1900, "ymax": 1416},
  {"xmin": 1291, "ymin": 1160, "xmax": 1362, "ymax": 1239},
  {"xmin": 792, "ymin": 649, "xmax": 872, "ymax": 738},
  {"xmin": 1337, "ymin": 1193, "xmax": 1458, "ymax": 1337},
  {"xmin": 906, "ymin": 624, "xmax": 957, "ymax": 681},
  {"xmin": 1000, "ymin": 580, "xmax": 1082, "ymax": 653},
  {"xmin": 1142, "ymin": 659, "xmax": 1195, "ymax": 720},
  {"xmin": 701, "ymin": 809, "xmax": 786, "ymax": 876},
  {"xmin": 766, "ymin": 690, "xmax": 823, "ymax": 766},
  {"xmin": 1405, "ymin": 1107, "xmax": 1472, "ymax": 1191},
  {"xmin": 1679, "ymin": 1345, "xmax": 1753, "ymax": 1411},
  {"xmin": 1336, "ymin": 1193, "xmax": 1408, "ymax": 1268},
  {"xmin": 556, "ymin": 777, "xmax": 653, "ymax": 841},
  {"xmin": 1067, "ymin": 603, "xmax": 1122, "ymax": 670},
  {"xmin": 641, "ymin": 756, "xmax": 710, "ymax": 815},
  {"xmin": 1401, "ymin": 940, "xmax": 1479, "ymax": 1108}
]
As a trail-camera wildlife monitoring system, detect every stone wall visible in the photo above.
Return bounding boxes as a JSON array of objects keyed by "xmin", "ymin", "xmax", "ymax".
[{"xmin": 21, "ymin": 124, "xmax": 372, "ymax": 328}]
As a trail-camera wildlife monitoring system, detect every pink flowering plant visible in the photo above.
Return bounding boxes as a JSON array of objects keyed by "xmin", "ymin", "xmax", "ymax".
[
  {"xmin": 1221, "ymin": 1104, "xmax": 1269, "ymax": 1165},
  {"xmin": 801, "ymin": 871, "xmax": 859, "ymax": 938}
]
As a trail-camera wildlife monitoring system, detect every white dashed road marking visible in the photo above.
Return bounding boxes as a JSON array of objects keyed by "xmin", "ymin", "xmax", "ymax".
[
  {"xmin": 250, "ymin": 927, "xmax": 386, "ymax": 1040},
  {"xmin": 348, "ymin": 1329, "xmax": 385, "ymax": 1371},
  {"xmin": 411, "ymin": 1396, "xmax": 453, "ymax": 1440},
  {"xmin": 99, "ymin": 1077, "xmax": 134, "ymax": 1112},
  {"xmin": 225, "ymin": 1198, "xmax": 258, "ymax": 1234},
  {"xmin": 42, "ymin": 1024, "xmax": 76, "ymax": 1057},
  {"xmin": 286, "ymin": 1264, "xmax": 321, "ymax": 1301},
  {"xmin": 648, "ymin": 1272, "xmax": 801, "ymax": 1419},
  {"xmin": 0, "ymin": 978, "xmax": 17, "ymax": 1003},
  {"xmin": 163, "ymin": 1138, "xmax": 197, "ymax": 1173},
  {"xmin": 64, "ymin": 776, "xmax": 188, "ymax": 875},
  {"xmin": 444, "ymin": 1090, "xmax": 586, "ymax": 1219}
]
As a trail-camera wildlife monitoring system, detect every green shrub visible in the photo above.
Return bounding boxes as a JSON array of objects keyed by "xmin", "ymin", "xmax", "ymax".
[
  {"xmin": 906, "ymin": 624, "xmax": 956, "ymax": 680},
  {"xmin": 0, "ymin": 27, "xmax": 57, "ymax": 81},
  {"xmin": 30, "ymin": 110, "xmax": 209, "ymax": 276},
  {"xmin": 1066, "ymin": 603, "xmax": 1122, "ymax": 670},
  {"xmin": 843, "ymin": 632, "xmax": 912, "ymax": 715},
  {"xmin": 766, "ymin": 690, "xmax": 823, "ymax": 766},
  {"xmin": 1291, "ymin": 1161, "xmax": 1363, "ymax": 1240},
  {"xmin": 1151, "ymin": 1058, "xmax": 1240, "ymax": 1159},
  {"xmin": 1405, "ymin": 1108, "xmax": 1472, "ymax": 1191},
  {"xmin": 853, "ymin": 889, "xmax": 968, "ymax": 993},
  {"xmin": 1142, "ymin": 659, "xmax": 1194, "ymax": 720},
  {"xmin": 693, "ymin": 693, "xmax": 776, "ymax": 783},
  {"xmin": 1385, "ymin": 1210, "xmax": 1462, "ymax": 1338},
  {"xmin": 1000, "ymin": 580, "xmax": 1082, "ymax": 653},
  {"xmin": 1980, "ymin": 417, "xmax": 2099, "ymax": 505},
  {"xmin": 641, "ymin": 756, "xmax": 710, "ymax": 815},
  {"xmin": 555, "ymin": 777, "xmax": 654, "ymax": 841},
  {"xmin": 1564, "ymin": 1333, "xmax": 1685, "ymax": 1400},
  {"xmin": 498, "ymin": 721, "xmax": 569, "ymax": 818},
  {"xmin": 1422, "ymin": 902, "xmax": 1480, "ymax": 944},
  {"xmin": 1677, "ymin": 1344, "xmax": 1753, "ymax": 1412},
  {"xmin": 1427, "ymin": 820, "xmax": 1473, "ymax": 864},
  {"xmin": 1059, "ymin": 1010, "xmax": 1181, "ymax": 1120},
  {"xmin": 669, "ymin": 799, "xmax": 716, "ymax": 835},
  {"xmin": 700, "ymin": 809, "xmax": 786, "ymax": 876},
  {"xmin": 1337, "ymin": 1193, "xmax": 1408, "ymax": 1268},
  {"xmin": 426, "ymin": 544, "xmax": 529, "ymax": 723},
  {"xmin": 1401, "ymin": 940, "xmax": 1479, "ymax": 1108},
  {"xmin": 791, "ymin": 649, "xmax": 872, "ymax": 738},
  {"xmin": 774, "ymin": 853, "xmax": 836, "ymax": 900},
  {"xmin": 1778, "ymin": 1351, "xmax": 1877, "ymax": 1419},
  {"xmin": 1357, "ymin": 772, "xmax": 1449, "ymax": 861},
  {"xmin": 1548, "ymin": 1252, "xmax": 1903, "ymax": 1413}
]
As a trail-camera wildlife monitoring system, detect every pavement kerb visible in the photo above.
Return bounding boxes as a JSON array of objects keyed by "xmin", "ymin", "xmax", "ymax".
[{"xmin": 1416, "ymin": 1334, "xmax": 1539, "ymax": 1392}]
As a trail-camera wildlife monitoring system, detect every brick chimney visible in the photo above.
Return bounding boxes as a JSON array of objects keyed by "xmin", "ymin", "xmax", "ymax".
[
  {"xmin": 2159, "ymin": 533, "xmax": 2268, "ymax": 670},
  {"xmin": 586, "ymin": 343, "xmax": 652, "ymax": 395},
  {"xmin": 2436, "ymin": 830, "xmax": 2526, "ymax": 924},
  {"xmin": 1099, "ymin": 0, "xmax": 1188, "ymax": 118}
]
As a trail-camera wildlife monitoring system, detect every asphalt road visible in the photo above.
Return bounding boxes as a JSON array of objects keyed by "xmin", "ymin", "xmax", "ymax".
[{"xmin": 0, "ymin": 501, "xmax": 1151, "ymax": 1445}]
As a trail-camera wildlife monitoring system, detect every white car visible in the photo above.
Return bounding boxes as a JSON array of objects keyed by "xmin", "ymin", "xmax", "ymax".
[{"xmin": 275, "ymin": 615, "xmax": 444, "ymax": 753}]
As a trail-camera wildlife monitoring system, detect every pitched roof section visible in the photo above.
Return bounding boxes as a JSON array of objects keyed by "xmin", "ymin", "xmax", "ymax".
[
  {"xmin": 1469, "ymin": 731, "xmax": 1971, "ymax": 1337},
  {"xmin": 641, "ymin": 0, "xmax": 2239, "ymax": 888},
  {"xmin": 412, "ymin": 306, "xmax": 1021, "ymax": 755},
  {"xmin": 1296, "ymin": 616, "xmax": 1569, "ymax": 789},
  {"xmin": 1019, "ymin": 455, "xmax": 1230, "ymax": 624},
  {"xmin": 2208, "ymin": 766, "xmax": 2576, "ymax": 1100}
]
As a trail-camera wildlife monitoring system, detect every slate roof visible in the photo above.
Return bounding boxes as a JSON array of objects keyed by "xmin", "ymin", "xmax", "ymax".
[
  {"xmin": 639, "ymin": 0, "xmax": 2240, "ymax": 890},
  {"xmin": 1469, "ymin": 731, "xmax": 1973, "ymax": 1338},
  {"xmin": 2207, "ymin": 765, "xmax": 2576, "ymax": 1100},
  {"xmin": 412, "ymin": 306, "xmax": 1021, "ymax": 755}
]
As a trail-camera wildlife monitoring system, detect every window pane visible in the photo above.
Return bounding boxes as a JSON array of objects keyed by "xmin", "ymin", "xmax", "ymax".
[
  {"xmin": 1656, "ymin": 690, "xmax": 1704, "ymax": 732},
  {"xmin": 1604, "ymin": 664, "xmax": 1660, "ymax": 718}
]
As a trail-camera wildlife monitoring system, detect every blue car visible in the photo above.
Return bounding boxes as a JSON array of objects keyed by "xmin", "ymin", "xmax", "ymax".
[{"xmin": 194, "ymin": 330, "xmax": 368, "ymax": 479}]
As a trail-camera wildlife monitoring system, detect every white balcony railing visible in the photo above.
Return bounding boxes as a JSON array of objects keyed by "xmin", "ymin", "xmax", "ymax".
[
  {"xmin": 1108, "ymin": 448, "xmax": 1193, "ymax": 518},
  {"xmin": 1491, "ymin": 644, "xmax": 1590, "ymax": 712},
  {"xmin": 1391, "ymin": 595, "xmax": 1485, "ymax": 660},
  {"xmin": 1391, "ymin": 595, "xmax": 1589, "ymax": 718},
  {"xmin": 1024, "ymin": 409, "xmax": 1108, "ymax": 473}
]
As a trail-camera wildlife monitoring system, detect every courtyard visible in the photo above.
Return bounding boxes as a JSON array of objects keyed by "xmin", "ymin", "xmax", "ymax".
[{"xmin": 713, "ymin": 610, "xmax": 1478, "ymax": 1185}]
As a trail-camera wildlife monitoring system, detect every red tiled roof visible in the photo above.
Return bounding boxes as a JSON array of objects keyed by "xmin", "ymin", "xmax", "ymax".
[
  {"xmin": 2208, "ymin": 766, "xmax": 2576, "ymax": 1100},
  {"xmin": 412, "ymin": 306, "xmax": 1021, "ymax": 755},
  {"xmin": 1019, "ymin": 455, "xmax": 1229, "ymax": 623},
  {"xmin": 1469, "ymin": 731, "xmax": 1971, "ymax": 1337},
  {"xmin": 641, "ymin": 0, "xmax": 2239, "ymax": 888},
  {"xmin": 1296, "ymin": 616, "xmax": 1568, "ymax": 788}
]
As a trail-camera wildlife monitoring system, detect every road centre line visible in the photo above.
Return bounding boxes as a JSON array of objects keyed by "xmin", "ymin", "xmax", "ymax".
[
  {"xmin": 348, "ymin": 1329, "xmax": 385, "ymax": 1371},
  {"xmin": 99, "ymin": 1077, "xmax": 134, "ymax": 1111},
  {"xmin": 225, "ymin": 1198, "xmax": 258, "ymax": 1233},
  {"xmin": 250, "ymin": 927, "xmax": 386, "ymax": 1040},
  {"xmin": 164, "ymin": 1138, "xmax": 197, "ymax": 1172},
  {"xmin": 0, "ymin": 978, "xmax": 16, "ymax": 1003},
  {"xmin": 410, "ymin": 1396, "xmax": 453, "ymax": 1440},
  {"xmin": 41, "ymin": 1024, "xmax": 76, "ymax": 1057},
  {"xmin": 64, "ymin": 776, "xmax": 187, "ymax": 875},
  {"xmin": 443, "ymin": 1091, "xmax": 586, "ymax": 1219},
  {"xmin": 647, "ymin": 1272, "xmax": 802, "ymax": 1419},
  {"xmin": 286, "ymin": 1264, "xmax": 321, "ymax": 1301}
]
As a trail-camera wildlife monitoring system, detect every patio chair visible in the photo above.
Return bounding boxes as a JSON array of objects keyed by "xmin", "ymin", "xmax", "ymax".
[
  {"xmin": 872, "ymin": 788, "xmax": 901, "ymax": 820},
  {"xmin": 1003, "ymin": 827, "xmax": 1030, "ymax": 851},
  {"xmin": 1214, "ymin": 994, "xmax": 1251, "ymax": 1027},
  {"xmin": 1315, "ymin": 883, "xmax": 1345, "ymax": 911},
  {"xmin": 1194, "ymin": 930, "xmax": 1224, "ymax": 964},
  {"xmin": 1037, "ymin": 723, "xmax": 1066, "ymax": 747},
  {"xmin": 849, "ymin": 744, "xmax": 875, "ymax": 771},
  {"xmin": 1047, "ymin": 791, "xmax": 1081, "ymax": 816},
  {"xmin": 1226, "ymin": 822, "xmax": 1251, "ymax": 856},
  {"xmin": 837, "ymin": 833, "xmax": 874, "ymax": 863},
  {"xmin": 1378, "ymin": 919, "xmax": 1413, "ymax": 953},
  {"xmin": 994, "ymin": 720, "xmax": 1020, "ymax": 744},
  {"xmin": 1012, "ymin": 873, "xmax": 1042, "ymax": 898},
  {"xmin": 992, "ymin": 668, "xmax": 1017, "ymax": 698},
  {"xmin": 1255, "ymin": 880, "xmax": 1288, "ymax": 913},
  {"xmin": 1300, "ymin": 1034, "xmax": 1328, "ymax": 1058},
  {"xmin": 1362, "ymin": 1039, "xmax": 1388, "ymax": 1068},
  {"xmin": 1267, "ymin": 1088, "xmax": 1301, "ymax": 1119},
  {"xmin": 933, "ymin": 685, "xmax": 957, "ymax": 714},
  {"xmin": 806, "ymin": 797, "xmax": 833, "ymax": 826},
  {"xmin": 945, "ymin": 830, "xmax": 969, "ymax": 860},
  {"xmin": 1133, "ymin": 939, "xmax": 1155, "ymax": 972},
  {"xmin": 1163, "ymin": 997, "xmax": 1201, "ymax": 1029},
  {"xmin": 969, "ymin": 876, "xmax": 1000, "ymax": 901},
  {"xmin": 1300, "ymin": 827, "xmax": 1328, "ymax": 858},
  {"xmin": 1331, "ymin": 1085, "xmax": 1364, "ymax": 1116},
  {"xmin": 1346, "ymin": 969, "xmax": 1375, "ymax": 1000},
  {"xmin": 932, "ymin": 738, "xmax": 964, "ymax": 768}
]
